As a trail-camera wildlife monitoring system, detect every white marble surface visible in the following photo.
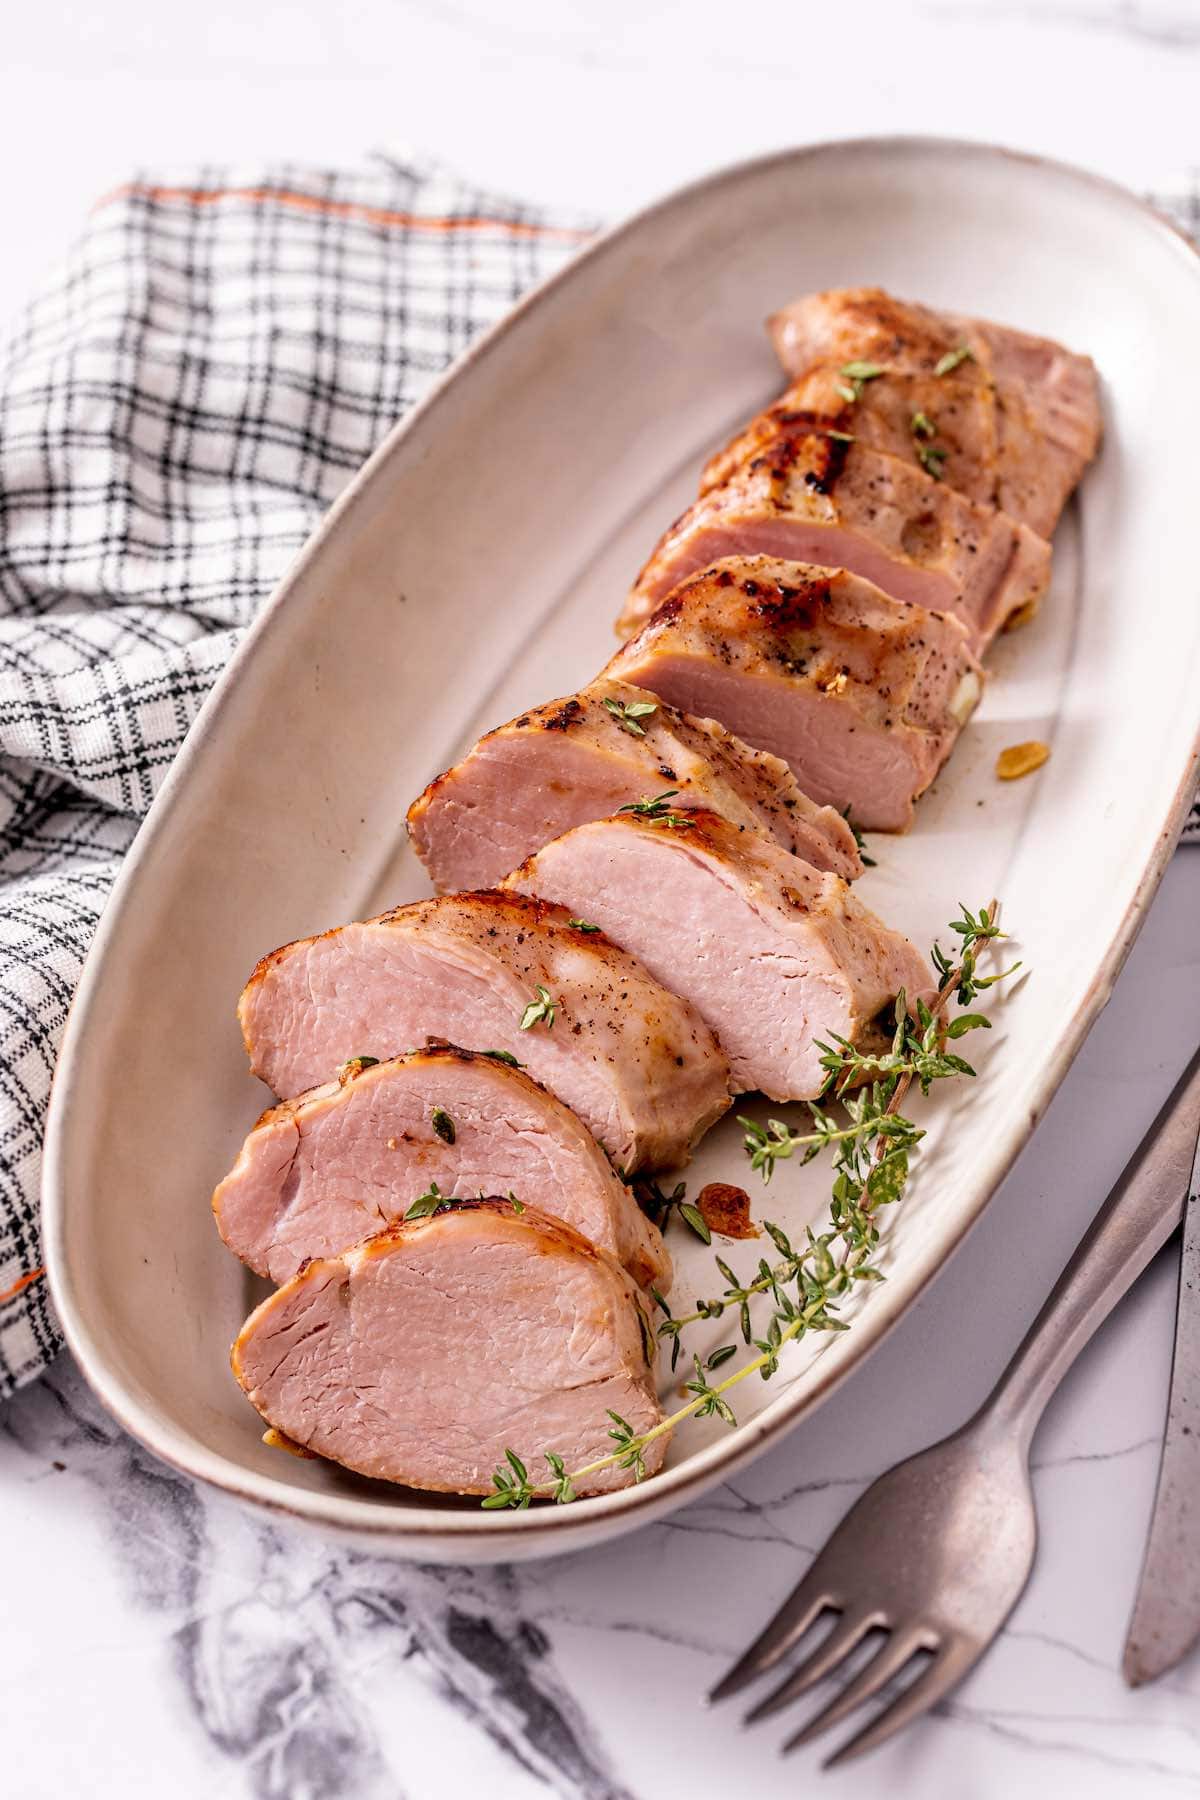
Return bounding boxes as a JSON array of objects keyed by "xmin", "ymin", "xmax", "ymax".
[{"xmin": 4, "ymin": 3, "xmax": 1200, "ymax": 1795}]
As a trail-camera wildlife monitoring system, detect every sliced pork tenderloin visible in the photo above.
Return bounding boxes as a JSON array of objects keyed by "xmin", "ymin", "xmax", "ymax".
[
  {"xmin": 504, "ymin": 810, "xmax": 932, "ymax": 1100},
  {"xmin": 619, "ymin": 431, "xmax": 1049, "ymax": 650},
  {"xmin": 407, "ymin": 677, "xmax": 861, "ymax": 890},
  {"xmin": 214, "ymin": 1044, "xmax": 670, "ymax": 1288},
  {"xmin": 232, "ymin": 1199, "xmax": 668, "ymax": 1496},
  {"xmin": 606, "ymin": 555, "xmax": 982, "ymax": 831},
  {"xmin": 239, "ymin": 890, "xmax": 730, "ymax": 1172},
  {"xmin": 766, "ymin": 287, "xmax": 1102, "ymax": 521}
]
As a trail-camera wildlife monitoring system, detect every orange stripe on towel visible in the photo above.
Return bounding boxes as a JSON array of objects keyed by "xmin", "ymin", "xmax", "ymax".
[
  {"xmin": 94, "ymin": 183, "xmax": 595, "ymax": 243},
  {"xmin": 0, "ymin": 1264, "xmax": 45, "ymax": 1305}
]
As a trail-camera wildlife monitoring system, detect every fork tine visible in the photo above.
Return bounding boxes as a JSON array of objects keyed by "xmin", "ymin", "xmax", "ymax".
[
  {"xmin": 708, "ymin": 1566, "xmax": 837, "ymax": 1704},
  {"xmin": 822, "ymin": 1638, "xmax": 978, "ymax": 1767},
  {"xmin": 744, "ymin": 1609, "xmax": 882, "ymax": 1722},
  {"xmin": 780, "ymin": 1629, "xmax": 933, "ymax": 1751}
]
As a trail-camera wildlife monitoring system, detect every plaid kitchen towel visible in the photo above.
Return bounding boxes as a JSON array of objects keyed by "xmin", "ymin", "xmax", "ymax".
[
  {"xmin": 0, "ymin": 155, "xmax": 595, "ymax": 1394},
  {"xmin": 0, "ymin": 160, "xmax": 1197, "ymax": 1397}
]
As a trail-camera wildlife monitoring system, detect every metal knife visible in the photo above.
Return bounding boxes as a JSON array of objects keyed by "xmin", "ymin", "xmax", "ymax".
[{"xmin": 1123, "ymin": 1097, "xmax": 1200, "ymax": 1686}]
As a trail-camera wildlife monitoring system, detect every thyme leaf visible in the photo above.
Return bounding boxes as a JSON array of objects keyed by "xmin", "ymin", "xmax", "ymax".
[
  {"xmin": 404, "ymin": 1182, "xmax": 450, "ymax": 1221},
  {"xmin": 431, "ymin": 1106, "xmax": 455, "ymax": 1144},
  {"xmin": 934, "ymin": 344, "xmax": 974, "ymax": 377},
  {"xmin": 635, "ymin": 1178, "xmax": 712, "ymax": 1248},
  {"xmin": 840, "ymin": 806, "xmax": 877, "ymax": 868},
  {"xmin": 617, "ymin": 788, "xmax": 695, "ymax": 829},
  {"xmin": 482, "ymin": 1447, "xmax": 535, "ymax": 1508},
  {"xmin": 678, "ymin": 1202, "xmax": 713, "ymax": 1245},
  {"xmin": 838, "ymin": 359, "xmax": 886, "ymax": 400},
  {"xmin": 544, "ymin": 1451, "xmax": 575, "ymax": 1505},
  {"xmin": 337, "ymin": 1055, "xmax": 380, "ymax": 1083},
  {"xmin": 684, "ymin": 1354, "xmax": 738, "ymax": 1426},
  {"xmin": 519, "ymin": 985, "xmax": 558, "ymax": 1031},
  {"xmin": 603, "ymin": 696, "xmax": 658, "ymax": 737}
]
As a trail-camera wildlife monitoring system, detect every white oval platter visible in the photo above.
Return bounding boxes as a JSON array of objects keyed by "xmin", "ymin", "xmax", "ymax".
[{"xmin": 42, "ymin": 138, "xmax": 1200, "ymax": 1561}]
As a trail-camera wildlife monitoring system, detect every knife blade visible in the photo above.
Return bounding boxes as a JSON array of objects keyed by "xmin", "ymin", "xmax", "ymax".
[{"xmin": 1122, "ymin": 1103, "xmax": 1200, "ymax": 1686}]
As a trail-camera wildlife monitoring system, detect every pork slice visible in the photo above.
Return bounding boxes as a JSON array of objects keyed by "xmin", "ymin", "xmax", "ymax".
[
  {"xmin": 238, "ymin": 890, "xmax": 730, "ymax": 1172},
  {"xmin": 214, "ymin": 1044, "xmax": 671, "ymax": 1288},
  {"xmin": 407, "ymin": 677, "xmax": 861, "ymax": 890},
  {"xmin": 619, "ymin": 433, "xmax": 1050, "ymax": 652},
  {"xmin": 232, "ymin": 1199, "xmax": 668, "ymax": 1496},
  {"xmin": 606, "ymin": 555, "xmax": 982, "ymax": 832},
  {"xmin": 700, "ymin": 366, "xmax": 1072, "ymax": 539},
  {"xmin": 766, "ymin": 286, "xmax": 1101, "ymax": 528},
  {"xmin": 503, "ymin": 811, "xmax": 933, "ymax": 1100}
]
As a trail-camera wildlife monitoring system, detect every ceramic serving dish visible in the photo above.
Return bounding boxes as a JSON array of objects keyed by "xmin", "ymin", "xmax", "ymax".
[{"xmin": 43, "ymin": 137, "xmax": 1200, "ymax": 1560}]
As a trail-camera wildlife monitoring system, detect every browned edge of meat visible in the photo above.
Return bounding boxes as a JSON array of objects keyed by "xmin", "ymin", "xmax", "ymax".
[
  {"xmin": 698, "ymin": 363, "xmax": 1079, "ymax": 540},
  {"xmin": 618, "ymin": 431, "xmax": 1050, "ymax": 651},
  {"xmin": 766, "ymin": 285, "xmax": 1102, "ymax": 495}
]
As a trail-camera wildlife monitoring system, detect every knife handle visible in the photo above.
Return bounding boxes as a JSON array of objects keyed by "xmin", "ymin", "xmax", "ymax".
[{"xmin": 979, "ymin": 1045, "xmax": 1200, "ymax": 1453}]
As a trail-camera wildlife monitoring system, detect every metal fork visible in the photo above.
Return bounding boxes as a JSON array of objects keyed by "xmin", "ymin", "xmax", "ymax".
[{"xmin": 710, "ymin": 1045, "xmax": 1200, "ymax": 1765}]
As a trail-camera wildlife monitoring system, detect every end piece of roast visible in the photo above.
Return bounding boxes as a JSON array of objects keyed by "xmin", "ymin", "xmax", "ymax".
[
  {"xmin": 231, "ymin": 1199, "xmax": 668, "ymax": 1496},
  {"xmin": 766, "ymin": 285, "xmax": 1102, "ymax": 528}
]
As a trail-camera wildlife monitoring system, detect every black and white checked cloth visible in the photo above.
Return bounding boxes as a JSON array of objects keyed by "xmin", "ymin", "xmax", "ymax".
[
  {"xmin": 0, "ymin": 158, "xmax": 1196, "ymax": 1397},
  {"xmin": 0, "ymin": 155, "xmax": 594, "ymax": 1394}
]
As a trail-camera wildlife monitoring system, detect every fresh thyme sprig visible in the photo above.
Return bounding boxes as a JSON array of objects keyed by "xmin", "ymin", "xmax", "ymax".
[
  {"xmin": 933, "ymin": 901, "xmax": 1018, "ymax": 1006},
  {"xmin": 405, "ymin": 1185, "xmax": 525, "ymax": 1223},
  {"xmin": 482, "ymin": 901, "xmax": 1014, "ymax": 1508},
  {"xmin": 737, "ymin": 1100, "xmax": 893, "ymax": 1182},
  {"xmin": 481, "ymin": 1448, "xmax": 575, "ymax": 1508},
  {"xmin": 662, "ymin": 901, "xmax": 1012, "ymax": 1340},
  {"xmin": 618, "ymin": 789, "xmax": 695, "ymax": 828}
]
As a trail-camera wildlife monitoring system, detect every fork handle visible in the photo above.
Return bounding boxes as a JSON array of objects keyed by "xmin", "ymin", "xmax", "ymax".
[{"xmin": 979, "ymin": 1045, "xmax": 1200, "ymax": 1452}]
